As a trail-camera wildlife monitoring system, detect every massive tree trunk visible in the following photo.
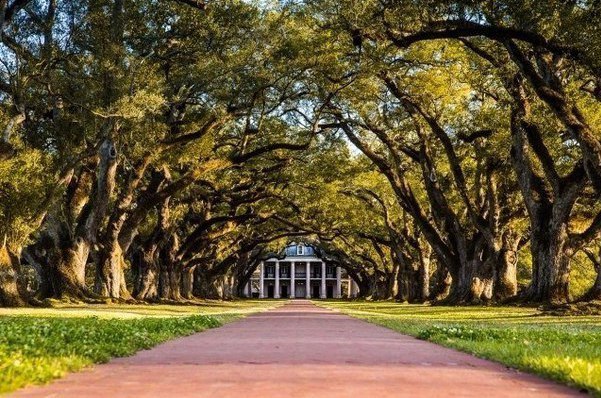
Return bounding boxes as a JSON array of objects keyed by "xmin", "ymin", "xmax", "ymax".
[
  {"xmin": 130, "ymin": 183, "xmax": 175, "ymax": 301},
  {"xmin": 468, "ymin": 241, "xmax": 495, "ymax": 304},
  {"xmin": 158, "ymin": 264, "xmax": 172, "ymax": 300},
  {"xmin": 441, "ymin": 239, "xmax": 494, "ymax": 305},
  {"xmin": 394, "ymin": 251, "xmax": 419, "ymax": 302},
  {"xmin": 395, "ymin": 264, "xmax": 409, "ymax": 302},
  {"xmin": 416, "ymin": 241, "xmax": 431, "ymax": 302},
  {"xmin": 235, "ymin": 273, "xmax": 252, "ymax": 297},
  {"xmin": 158, "ymin": 233, "xmax": 182, "ymax": 301},
  {"xmin": 233, "ymin": 254, "xmax": 257, "ymax": 297},
  {"xmin": 21, "ymin": 244, "xmax": 53, "ymax": 300},
  {"xmin": 222, "ymin": 274, "xmax": 236, "ymax": 299},
  {"xmin": 443, "ymin": 261, "xmax": 481, "ymax": 304},
  {"xmin": 94, "ymin": 158, "xmax": 151, "ymax": 299},
  {"xmin": 354, "ymin": 274, "xmax": 371, "ymax": 298},
  {"xmin": 389, "ymin": 260, "xmax": 400, "ymax": 299},
  {"xmin": 193, "ymin": 268, "xmax": 222, "ymax": 299},
  {"xmin": 0, "ymin": 244, "xmax": 26, "ymax": 306},
  {"xmin": 525, "ymin": 221, "xmax": 572, "ymax": 303},
  {"xmin": 43, "ymin": 215, "xmax": 91, "ymax": 299},
  {"xmin": 507, "ymin": 79, "xmax": 583, "ymax": 304},
  {"xmin": 396, "ymin": 241, "xmax": 431, "ymax": 303},
  {"xmin": 53, "ymin": 237, "xmax": 91, "ymax": 299},
  {"xmin": 430, "ymin": 265, "xmax": 452, "ymax": 301},
  {"xmin": 132, "ymin": 244, "xmax": 159, "ymax": 300},
  {"xmin": 95, "ymin": 241, "xmax": 129, "ymax": 299},
  {"xmin": 41, "ymin": 138, "xmax": 118, "ymax": 299},
  {"xmin": 494, "ymin": 231, "xmax": 520, "ymax": 301},
  {"xmin": 181, "ymin": 265, "xmax": 196, "ymax": 299}
]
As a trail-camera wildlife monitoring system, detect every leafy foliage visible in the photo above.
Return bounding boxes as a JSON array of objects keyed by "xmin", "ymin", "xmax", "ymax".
[{"xmin": 1, "ymin": 0, "xmax": 601, "ymax": 306}]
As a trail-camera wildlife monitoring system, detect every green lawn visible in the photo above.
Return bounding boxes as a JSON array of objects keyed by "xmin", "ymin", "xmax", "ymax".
[
  {"xmin": 0, "ymin": 299, "xmax": 283, "ymax": 394},
  {"xmin": 318, "ymin": 300, "xmax": 601, "ymax": 396}
]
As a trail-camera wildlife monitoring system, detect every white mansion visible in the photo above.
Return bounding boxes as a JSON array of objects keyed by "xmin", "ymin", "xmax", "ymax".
[{"xmin": 244, "ymin": 243, "xmax": 358, "ymax": 299}]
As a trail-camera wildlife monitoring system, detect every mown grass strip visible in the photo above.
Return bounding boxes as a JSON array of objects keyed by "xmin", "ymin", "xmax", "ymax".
[
  {"xmin": 319, "ymin": 301, "xmax": 601, "ymax": 396},
  {"xmin": 0, "ymin": 315, "xmax": 220, "ymax": 394}
]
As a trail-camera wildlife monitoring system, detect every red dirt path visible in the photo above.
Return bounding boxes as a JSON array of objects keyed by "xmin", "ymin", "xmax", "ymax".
[{"xmin": 11, "ymin": 300, "xmax": 582, "ymax": 397}]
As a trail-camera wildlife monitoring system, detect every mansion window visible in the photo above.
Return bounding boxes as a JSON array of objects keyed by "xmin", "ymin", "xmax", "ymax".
[
  {"xmin": 265, "ymin": 265, "xmax": 275, "ymax": 278},
  {"xmin": 295, "ymin": 264, "xmax": 306, "ymax": 277},
  {"xmin": 326, "ymin": 265, "xmax": 335, "ymax": 278},
  {"xmin": 280, "ymin": 265, "xmax": 290, "ymax": 278},
  {"xmin": 310, "ymin": 264, "xmax": 321, "ymax": 278}
]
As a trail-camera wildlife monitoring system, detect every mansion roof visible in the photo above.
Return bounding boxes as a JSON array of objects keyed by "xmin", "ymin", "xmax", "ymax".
[{"xmin": 265, "ymin": 242, "xmax": 321, "ymax": 260}]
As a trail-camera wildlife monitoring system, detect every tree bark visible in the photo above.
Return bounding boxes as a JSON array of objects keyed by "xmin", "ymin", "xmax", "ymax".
[
  {"xmin": 158, "ymin": 232, "xmax": 182, "ymax": 301},
  {"xmin": 132, "ymin": 239, "xmax": 160, "ymax": 301},
  {"xmin": 507, "ymin": 78, "xmax": 583, "ymax": 304},
  {"xmin": 53, "ymin": 237, "xmax": 90, "ymax": 299},
  {"xmin": 181, "ymin": 265, "xmax": 195, "ymax": 299},
  {"xmin": 416, "ymin": 240, "xmax": 431, "ymax": 302},
  {"xmin": 21, "ymin": 244, "xmax": 53, "ymax": 300},
  {"xmin": 525, "ymin": 223, "xmax": 572, "ymax": 303},
  {"xmin": 41, "ymin": 138, "xmax": 118, "ymax": 299},
  {"xmin": 94, "ymin": 242, "xmax": 127, "ymax": 299},
  {"xmin": 494, "ymin": 231, "xmax": 520, "ymax": 300},
  {"xmin": 430, "ymin": 265, "xmax": 451, "ymax": 301},
  {"xmin": 94, "ymin": 157, "xmax": 151, "ymax": 299},
  {"xmin": 0, "ymin": 244, "xmax": 26, "ymax": 306},
  {"xmin": 193, "ymin": 268, "xmax": 222, "ymax": 299}
]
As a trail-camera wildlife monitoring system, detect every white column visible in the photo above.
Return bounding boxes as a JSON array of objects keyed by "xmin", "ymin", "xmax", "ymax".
[
  {"xmin": 291, "ymin": 262, "xmax": 296, "ymax": 299},
  {"xmin": 336, "ymin": 266, "xmax": 342, "ymax": 298},
  {"xmin": 305, "ymin": 262, "xmax": 310, "ymax": 298},
  {"xmin": 347, "ymin": 276, "xmax": 352, "ymax": 297},
  {"xmin": 259, "ymin": 262, "xmax": 264, "ymax": 298},
  {"xmin": 275, "ymin": 261, "xmax": 280, "ymax": 298},
  {"xmin": 320, "ymin": 262, "xmax": 326, "ymax": 298},
  {"xmin": 245, "ymin": 281, "xmax": 251, "ymax": 298}
]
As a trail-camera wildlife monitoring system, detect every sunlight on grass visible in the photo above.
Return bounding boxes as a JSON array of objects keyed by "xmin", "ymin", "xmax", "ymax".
[
  {"xmin": 0, "ymin": 299, "xmax": 284, "ymax": 394},
  {"xmin": 0, "ymin": 299, "xmax": 284, "ymax": 319},
  {"xmin": 318, "ymin": 301, "xmax": 601, "ymax": 396}
]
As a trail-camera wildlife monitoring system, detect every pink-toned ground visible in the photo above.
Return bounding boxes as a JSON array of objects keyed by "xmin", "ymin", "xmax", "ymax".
[{"xmin": 11, "ymin": 300, "xmax": 582, "ymax": 397}]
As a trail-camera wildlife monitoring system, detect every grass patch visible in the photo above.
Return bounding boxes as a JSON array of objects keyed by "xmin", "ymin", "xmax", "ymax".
[
  {"xmin": 0, "ymin": 299, "xmax": 283, "ymax": 319},
  {"xmin": 318, "ymin": 300, "xmax": 601, "ymax": 396},
  {"xmin": 0, "ymin": 299, "xmax": 284, "ymax": 394}
]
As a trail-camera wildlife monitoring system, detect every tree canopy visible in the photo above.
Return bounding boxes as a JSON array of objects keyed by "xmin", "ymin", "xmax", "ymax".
[{"xmin": 1, "ymin": 0, "xmax": 601, "ymax": 306}]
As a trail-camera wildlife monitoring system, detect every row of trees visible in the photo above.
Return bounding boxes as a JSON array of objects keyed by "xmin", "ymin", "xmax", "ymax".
[
  {"xmin": 295, "ymin": 0, "xmax": 601, "ymax": 304},
  {"xmin": 1, "ymin": 0, "xmax": 601, "ymax": 306},
  {"xmin": 0, "ymin": 0, "xmax": 335, "ymax": 305}
]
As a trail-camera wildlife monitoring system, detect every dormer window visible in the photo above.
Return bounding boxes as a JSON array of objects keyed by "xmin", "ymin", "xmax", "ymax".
[{"xmin": 297, "ymin": 244, "xmax": 304, "ymax": 255}]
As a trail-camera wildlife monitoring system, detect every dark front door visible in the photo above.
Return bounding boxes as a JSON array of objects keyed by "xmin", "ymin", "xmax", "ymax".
[
  {"xmin": 281, "ymin": 285, "xmax": 288, "ymax": 298},
  {"xmin": 326, "ymin": 285, "xmax": 334, "ymax": 298},
  {"xmin": 312, "ymin": 284, "xmax": 320, "ymax": 298},
  {"xmin": 267, "ymin": 285, "xmax": 274, "ymax": 298}
]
